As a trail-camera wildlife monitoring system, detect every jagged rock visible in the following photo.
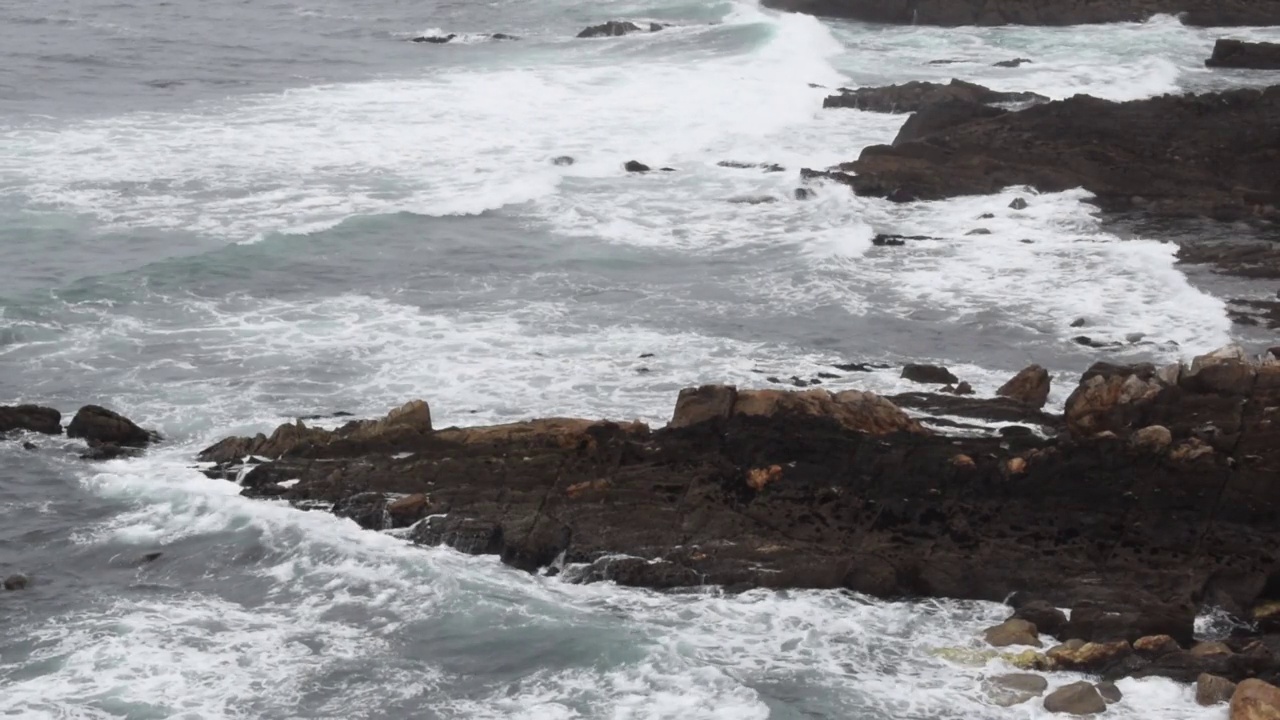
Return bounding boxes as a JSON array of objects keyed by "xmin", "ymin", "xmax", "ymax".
[
  {"xmin": 1183, "ymin": 344, "xmax": 1256, "ymax": 395},
  {"xmin": 984, "ymin": 618, "xmax": 1042, "ymax": 647},
  {"xmin": 0, "ymin": 405, "xmax": 62, "ymax": 435},
  {"xmin": 1129, "ymin": 425, "xmax": 1173, "ymax": 454},
  {"xmin": 1095, "ymin": 681, "xmax": 1122, "ymax": 704},
  {"xmin": 902, "ymin": 364, "xmax": 959, "ymax": 385},
  {"xmin": 333, "ymin": 492, "xmax": 391, "ymax": 530},
  {"xmin": 1044, "ymin": 681, "xmax": 1107, "ymax": 715},
  {"xmin": 577, "ymin": 21, "xmax": 643, "ymax": 38},
  {"xmin": 67, "ymin": 405, "xmax": 157, "ymax": 447},
  {"xmin": 624, "ymin": 160, "xmax": 651, "ymax": 173},
  {"xmin": 1199, "ymin": 673, "xmax": 1237, "ymax": 705},
  {"xmin": 823, "ymin": 79, "xmax": 1047, "ymax": 112},
  {"xmin": 198, "ymin": 400, "xmax": 432, "ymax": 464},
  {"xmin": 1232, "ymin": 679, "xmax": 1280, "ymax": 719},
  {"xmin": 386, "ymin": 493, "xmax": 431, "ymax": 528},
  {"xmin": 985, "ymin": 673, "xmax": 1048, "ymax": 706},
  {"xmin": 1009, "ymin": 197, "xmax": 1029, "ymax": 210},
  {"xmin": 3, "ymin": 574, "xmax": 29, "ymax": 591},
  {"xmin": 1013, "ymin": 600, "xmax": 1068, "ymax": 636},
  {"xmin": 997, "ymin": 365, "xmax": 1051, "ymax": 408},
  {"xmin": 1063, "ymin": 364, "xmax": 1164, "ymax": 438},
  {"xmin": 1206, "ymin": 39, "xmax": 1280, "ymax": 70}
]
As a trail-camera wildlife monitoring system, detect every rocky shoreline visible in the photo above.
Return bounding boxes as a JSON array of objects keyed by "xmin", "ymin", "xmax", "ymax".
[{"xmin": 760, "ymin": 0, "xmax": 1280, "ymax": 27}]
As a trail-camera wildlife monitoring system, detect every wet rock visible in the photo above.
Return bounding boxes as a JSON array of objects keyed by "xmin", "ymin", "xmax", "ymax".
[
  {"xmin": 1061, "ymin": 602, "xmax": 1194, "ymax": 646},
  {"xmin": 794, "ymin": 188, "xmax": 813, "ymax": 200},
  {"xmin": 3, "ymin": 574, "xmax": 29, "ymax": 591},
  {"xmin": 386, "ymin": 493, "xmax": 431, "ymax": 528},
  {"xmin": 0, "ymin": 405, "xmax": 62, "ymax": 435},
  {"xmin": 333, "ymin": 492, "xmax": 391, "ymax": 530},
  {"xmin": 489, "ymin": 33, "xmax": 519, "ymax": 40},
  {"xmin": 942, "ymin": 381, "xmax": 974, "ymax": 395},
  {"xmin": 833, "ymin": 362, "xmax": 887, "ymax": 372},
  {"xmin": 967, "ymin": 228, "xmax": 991, "ymax": 235},
  {"xmin": 624, "ymin": 160, "xmax": 651, "ymax": 173},
  {"xmin": 670, "ymin": 385, "xmax": 738, "ymax": 429},
  {"xmin": 80, "ymin": 442, "xmax": 144, "ymax": 461},
  {"xmin": 1129, "ymin": 425, "xmax": 1173, "ymax": 454},
  {"xmin": 984, "ymin": 618, "xmax": 1042, "ymax": 647},
  {"xmin": 1013, "ymin": 600, "xmax": 1068, "ymax": 636},
  {"xmin": 198, "ymin": 400, "xmax": 432, "ymax": 464},
  {"xmin": 985, "ymin": 673, "xmax": 1048, "ymax": 707},
  {"xmin": 1199, "ymin": 673, "xmax": 1237, "ymax": 706},
  {"xmin": 1095, "ymin": 681, "xmax": 1122, "ymax": 704},
  {"xmin": 552, "ymin": 155, "xmax": 575, "ymax": 166},
  {"xmin": 901, "ymin": 364, "xmax": 959, "ymax": 385},
  {"xmin": 1134, "ymin": 635, "xmax": 1181, "ymax": 657},
  {"xmin": 1231, "ymin": 679, "xmax": 1280, "ymax": 719},
  {"xmin": 577, "ymin": 21, "xmax": 643, "ymax": 38},
  {"xmin": 717, "ymin": 161, "xmax": 785, "ymax": 172},
  {"xmin": 1048, "ymin": 639, "xmax": 1133, "ymax": 672},
  {"xmin": 1073, "ymin": 336, "xmax": 1121, "ymax": 349},
  {"xmin": 411, "ymin": 33, "xmax": 457, "ymax": 43},
  {"xmin": 67, "ymin": 406, "xmax": 157, "ymax": 447},
  {"xmin": 997, "ymin": 364, "xmax": 1051, "ymax": 408},
  {"xmin": 1044, "ymin": 681, "xmax": 1107, "ymax": 715},
  {"xmin": 873, "ymin": 233, "xmax": 933, "ymax": 246},
  {"xmin": 22, "ymin": 441, "xmax": 36, "ymax": 450},
  {"xmin": 1063, "ymin": 364, "xmax": 1165, "ymax": 438},
  {"xmin": 1070, "ymin": 318, "xmax": 1087, "ymax": 327},
  {"xmin": 994, "ymin": 57, "xmax": 1033, "ymax": 68},
  {"xmin": 1183, "ymin": 344, "xmax": 1256, "ymax": 395},
  {"xmin": 823, "ymin": 79, "xmax": 1047, "ymax": 113},
  {"xmin": 1192, "ymin": 641, "xmax": 1234, "ymax": 657},
  {"xmin": 1009, "ymin": 197, "xmax": 1029, "ymax": 210},
  {"xmin": 1206, "ymin": 39, "xmax": 1280, "ymax": 70}
]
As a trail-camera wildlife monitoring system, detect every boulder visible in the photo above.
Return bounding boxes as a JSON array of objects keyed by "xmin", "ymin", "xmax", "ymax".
[
  {"xmin": 1063, "ymin": 364, "xmax": 1165, "ymax": 438},
  {"xmin": 0, "ymin": 405, "xmax": 62, "ymax": 435},
  {"xmin": 731, "ymin": 388, "xmax": 926, "ymax": 436},
  {"xmin": 1129, "ymin": 425, "xmax": 1173, "ymax": 454},
  {"xmin": 198, "ymin": 400, "xmax": 433, "ymax": 464},
  {"xmin": 1012, "ymin": 600, "xmax": 1067, "ymax": 636},
  {"xmin": 577, "ymin": 21, "xmax": 643, "ymax": 38},
  {"xmin": 1199, "ymin": 673, "xmax": 1238, "ymax": 706},
  {"xmin": 1009, "ymin": 197, "xmax": 1029, "ymax": 210},
  {"xmin": 984, "ymin": 673, "xmax": 1048, "ymax": 707},
  {"xmin": 994, "ymin": 58, "xmax": 1032, "ymax": 67},
  {"xmin": 1183, "ymin": 344, "xmax": 1256, "ymax": 395},
  {"xmin": 1206, "ymin": 40, "xmax": 1280, "ymax": 70},
  {"xmin": 823, "ymin": 79, "xmax": 1046, "ymax": 112},
  {"xmin": 670, "ymin": 385, "xmax": 738, "ymax": 428},
  {"xmin": 984, "ymin": 618, "xmax": 1042, "ymax": 647},
  {"xmin": 1047, "ymin": 639, "xmax": 1133, "ymax": 672},
  {"xmin": 1044, "ymin": 681, "xmax": 1107, "ymax": 715},
  {"xmin": 624, "ymin": 160, "xmax": 651, "ymax": 173},
  {"xmin": 1134, "ymin": 635, "xmax": 1181, "ymax": 657},
  {"xmin": 902, "ymin": 364, "xmax": 959, "ymax": 385},
  {"xmin": 333, "ymin": 492, "xmax": 391, "ymax": 531},
  {"xmin": 3, "ymin": 574, "xmax": 29, "ymax": 591},
  {"xmin": 67, "ymin": 405, "xmax": 156, "ymax": 447},
  {"xmin": 893, "ymin": 100, "xmax": 1008, "ymax": 146},
  {"xmin": 386, "ymin": 493, "xmax": 431, "ymax": 528},
  {"xmin": 1095, "ymin": 681, "xmax": 1123, "ymax": 704},
  {"xmin": 1231, "ymin": 679, "xmax": 1280, "ymax": 720},
  {"xmin": 996, "ymin": 365, "xmax": 1051, "ymax": 408},
  {"xmin": 1192, "ymin": 641, "xmax": 1234, "ymax": 657}
]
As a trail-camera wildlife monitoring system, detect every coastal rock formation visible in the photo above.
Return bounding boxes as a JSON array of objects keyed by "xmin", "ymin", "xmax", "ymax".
[
  {"xmin": 823, "ymin": 79, "xmax": 1046, "ymax": 112},
  {"xmin": 66, "ymin": 405, "xmax": 157, "ymax": 447},
  {"xmin": 760, "ymin": 0, "xmax": 1280, "ymax": 27},
  {"xmin": 997, "ymin": 365, "xmax": 1051, "ymax": 408},
  {"xmin": 0, "ymin": 405, "xmax": 62, "ymax": 435},
  {"xmin": 841, "ymin": 87, "xmax": 1280, "ymax": 222},
  {"xmin": 577, "ymin": 21, "xmax": 666, "ymax": 38},
  {"xmin": 1206, "ymin": 40, "xmax": 1280, "ymax": 70}
]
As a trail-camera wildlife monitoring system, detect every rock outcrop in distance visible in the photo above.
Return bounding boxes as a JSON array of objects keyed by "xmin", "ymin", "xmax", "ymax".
[
  {"xmin": 199, "ymin": 344, "xmax": 1280, "ymax": 688},
  {"xmin": 836, "ymin": 86, "xmax": 1280, "ymax": 223},
  {"xmin": 761, "ymin": 0, "xmax": 1280, "ymax": 27}
]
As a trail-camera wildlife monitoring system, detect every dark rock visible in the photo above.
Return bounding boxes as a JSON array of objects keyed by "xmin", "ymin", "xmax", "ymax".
[
  {"xmin": 943, "ymin": 381, "xmax": 975, "ymax": 395},
  {"xmin": 624, "ymin": 160, "xmax": 651, "ymax": 173},
  {"xmin": 659, "ymin": 167, "xmax": 676, "ymax": 172},
  {"xmin": 0, "ymin": 405, "xmax": 62, "ymax": 435},
  {"xmin": 67, "ymin": 406, "xmax": 156, "ymax": 447},
  {"xmin": 141, "ymin": 551, "xmax": 163, "ymax": 563},
  {"xmin": 1043, "ymin": 681, "xmax": 1106, "ymax": 715},
  {"xmin": 386, "ymin": 493, "xmax": 431, "ymax": 528},
  {"xmin": 3, "ymin": 574, "xmax": 29, "ymax": 591},
  {"xmin": 1009, "ymin": 197, "xmax": 1029, "ymax": 210},
  {"xmin": 649, "ymin": 22, "xmax": 668, "ymax": 32},
  {"xmin": 1206, "ymin": 39, "xmax": 1280, "ymax": 70},
  {"xmin": 928, "ymin": 59, "xmax": 963, "ymax": 65},
  {"xmin": 823, "ymin": 79, "xmax": 1047, "ymax": 113},
  {"xmin": 639, "ymin": 353, "xmax": 655, "ymax": 358},
  {"xmin": 966, "ymin": 228, "xmax": 992, "ymax": 235},
  {"xmin": 894, "ymin": 99, "xmax": 1008, "ymax": 146},
  {"xmin": 1013, "ymin": 599, "xmax": 1068, "ymax": 636},
  {"xmin": 1060, "ymin": 602, "xmax": 1195, "ymax": 646},
  {"xmin": 1095, "ymin": 681, "xmax": 1122, "ymax": 703},
  {"xmin": 842, "ymin": 87, "xmax": 1280, "ymax": 223},
  {"xmin": 80, "ymin": 442, "xmax": 143, "ymax": 461},
  {"xmin": 1073, "ymin": 336, "xmax": 1121, "ymax": 349},
  {"xmin": 1070, "ymin": 318, "xmax": 1087, "ymax": 327},
  {"xmin": 901, "ymin": 364, "xmax": 959, "ymax": 385},
  {"xmin": 794, "ymin": 188, "xmax": 813, "ymax": 200},
  {"xmin": 890, "ymin": 392, "xmax": 1062, "ymax": 430},
  {"xmin": 995, "ymin": 58, "xmax": 1033, "ymax": 68},
  {"xmin": 577, "ymin": 21, "xmax": 643, "ymax": 38},
  {"xmin": 489, "ymin": 33, "xmax": 519, "ymax": 40},
  {"xmin": 1197, "ymin": 673, "xmax": 1236, "ymax": 705},
  {"xmin": 834, "ymin": 362, "xmax": 887, "ymax": 372},
  {"xmin": 552, "ymin": 156, "xmax": 575, "ymax": 166},
  {"xmin": 22, "ymin": 441, "xmax": 36, "ymax": 450},
  {"xmin": 872, "ymin": 233, "xmax": 931, "ymax": 246},
  {"xmin": 997, "ymin": 364, "xmax": 1051, "ymax": 408},
  {"xmin": 758, "ymin": 0, "xmax": 1280, "ymax": 27},
  {"xmin": 333, "ymin": 492, "xmax": 390, "ymax": 530},
  {"xmin": 411, "ymin": 34, "xmax": 457, "ymax": 43},
  {"xmin": 717, "ymin": 161, "xmax": 784, "ymax": 172}
]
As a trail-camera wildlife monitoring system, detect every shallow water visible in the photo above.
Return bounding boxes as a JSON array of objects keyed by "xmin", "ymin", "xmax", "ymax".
[{"xmin": 3, "ymin": 0, "xmax": 1280, "ymax": 717}]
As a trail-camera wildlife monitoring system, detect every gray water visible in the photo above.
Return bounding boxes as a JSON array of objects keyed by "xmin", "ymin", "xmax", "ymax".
[{"xmin": 3, "ymin": 1, "xmax": 1280, "ymax": 717}]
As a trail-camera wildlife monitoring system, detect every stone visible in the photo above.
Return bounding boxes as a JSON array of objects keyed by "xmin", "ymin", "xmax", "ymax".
[
  {"xmin": 1047, "ymin": 640, "xmax": 1133, "ymax": 672},
  {"xmin": 80, "ymin": 442, "xmax": 143, "ymax": 461},
  {"xmin": 996, "ymin": 365, "xmax": 1051, "ymax": 408},
  {"xmin": 67, "ymin": 405, "xmax": 156, "ymax": 447},
  {"xmin": 1231, "ymin": 679, "xmax": 1280, "ymax": 720},
  {"xmin": 984, "ymin": 618, "xmax": 1042, "ymax": 648},
  {"xmin": 1044, "ymin": 681, "xmax": 1107, "ymax": 715},
  {"xmin": 411, "ymin": 33, "xmax": 456, "ymax": 43},
  {"xmin": 1129, "ymin": 425, "xmax": 1173, "ymax": 454},
  {"xmin": 822, "ymin": 79, "xmax": 1047, "ymax": 113},
  {"xmin": 1184, "ymin": 344, "xmax": 1256, "ymax": 395},
  {"xmin": 1063, "ymin": 365, "xmax": 1163, "ymax": 438},
  {"xmin": 994, "ymin": 58, "xmax": 1032, "ymax": 68},
  {"xmin": 552, "ymin": 156, "xmax": 575, "ymax": 166},
  {"xmin": 902, "ymin": 364, "xmax": 959, "ymax": 385},
  {"xmin": 624, "ymin": 160, "xmax": 651, "ymax": 173},
  {"xmin": 1009, "ymin": 197, "xmax": 1029, "ymax": 210},
  {"xmin": 3, "ymin": 574, "xmax": 29, "ymax": 591},
  {"xmin": 1191, "ymin": 641, "xmax": 1234, "ymax": 657},
  {"xmin": 0, "ymin": 405, "xmax": 62, "ymax": 435},
  {"xmin": 386, "ymin": 493, "xmax": 431, "ymax": 528},
  {"xmin": 1199, "ymin": 673, "xmax": 1237, "ymax": 706},
  {"xmin": 1060, "ymin": 602, "xmax": 1193, "ymax": 646},
  {"xmin": 670, "ymin": 385, "xmax": 737, "ymax": 428},
  {"xmin": 1134, "ymin": 635, "xmax": 1181, "ymax": 657},
  {"xmin": 967, "ymin": 228, "xmax": 992, "ymax": 235},
  {"xmin": 985, "ymin": 673, "xmax": 1048, "ymax": 707},
  {"xmin": 577, "ymin": 21, "xmax": 643, "ymax": 38},
  {"xmin": 1095, "ymin": 681, "xmax": 1122, "ymax": 704},
  {"xmin": 1013, "ymin": 600, "xmax": 1068, "ymax": 636},
  {"xmin": 1206, "ymin": 39, "xmax": 1280, "ymax": 70}
]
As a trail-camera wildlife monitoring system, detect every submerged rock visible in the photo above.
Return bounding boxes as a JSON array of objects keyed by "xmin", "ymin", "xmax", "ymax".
[
  {"xmin": 411, "ymin": 33, "xmax": 456, "ymax": 43},
  {"xmin": 985, "ymin": 673, "xmax": 1048, "ymax": 707},
  {"xmin": 552, "ymin": 155, "xmax": 575, "ymax": 166},
  {"xmin": 577, "ymin": 21, "xmax": 643, "ymax": 38},
  {"xmin": 0, "ymin": 405, "xmax": 62, "ymax": 435},
  {"xmin": 994, "ymin": 57, "xmax": 1033, "ymax": 68},
  {"xmin": 3, "ymin": 574, "xmax": 29, "ymax": 591}
]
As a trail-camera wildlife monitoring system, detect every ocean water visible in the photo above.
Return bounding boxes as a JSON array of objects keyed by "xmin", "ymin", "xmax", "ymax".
[{"xmin": 3, "ymin": 1, "xmax": 1280, "ymax": 717}]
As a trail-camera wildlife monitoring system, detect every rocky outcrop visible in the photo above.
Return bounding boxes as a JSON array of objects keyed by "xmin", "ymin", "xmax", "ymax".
[
  {"xmin": 0, "ymin": 405, "xmax": 62, "ymax": 435},
  {"xmin": 66, "ymin": 405, "xmax": 157, "ymax": 447},
  {"xmin": 823, "ymin": 79, "xmax": 1046, "ymax": 112},
  {"xmin": 841, "ymin": 87, "xmax": 1280, "ymax": 222},
  {"xmin": 577, "ymin": 21, "xmax": 665, "ymax": 38},
  {"xmin": 1207, "ymin": 40, "xmax": 1280, "ymax": 70},
  {"xmin": 901, "ymin": 363, "xmax": 959, "ymax": 385},
  {"xmin": 760, "ymin": 0, "xmax": 1280, "ymax": 27},
  {"xmin": 997, "ymin": 365, "xmax": 1051, "ymax": 408}
]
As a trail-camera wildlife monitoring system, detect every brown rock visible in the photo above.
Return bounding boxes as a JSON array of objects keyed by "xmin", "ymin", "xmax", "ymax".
[
  {"xmin": 1134, "ymin": 634, "xmax": 1181, "ymax": 657},
  {"xmin": 823, "ymin": 79, "xmax": 1046, "ymax": 113},
  {"xmin": 985, "ymin": 673, "xmax": 1048, "ymax": 707},
  {"xmin": 997, "ymin": 364, "xmax": 1051, "ymax": 408},
  {"xmin": 670, "ymin": 385, "xmax": 737, "ymax": 428},
  {"xmin": 1192, "ymin": 641, "xmax": 1234, "ymax": 657},
  {"xmin": 1044, "ymin": 681, "xmax": 1107, "ymax": 715},
  {"xmin": 1095, "ymin": 681, "xmax": 1122, "ymax": 704},
  {"xmin": 746, "ymin": 465, "xmax": 783, "ymax": 491},
  {"xmin": 1231, "ymin": 678, "xmax": 1280, "ymax": 720},
  {"xmin": 1047, "ymin": 640, "xmax": 1132, "ymax": 672},
  {"xmin": 984, "ymin": 618, "xmax": 1042, "ymax": 648},
  {"xmin": 730, "ymin": 388, "xmax": 925, "ymax": 436},
  {"xmin": 951, "ymin": 453, "xmax": 976, "ymax": 469},
  {"xmin": 1064, "ymin": 365, "xmax": 1164, "ymax": 437},
  {"xmin": 1183, "ymin": 345, "xmax": 1257, "ymax": 395},
  {"xmin": 386, "ymin": 493, "xmax": 431, "ymax": 527},
  {"xmin": 1130, "ymin": 425, "xmax": 1173, "ymax": 454},
  {"xmin": 1199, "ymin": 673, "xmax": 1237, "ymax": 706},
  {"xmin": 1171, "ymin": 438, "xmax": 1215, "ymax": 462},
  {"xmin": 901, "ymin": 363, "xmax": 959, "ymax": 385}
]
